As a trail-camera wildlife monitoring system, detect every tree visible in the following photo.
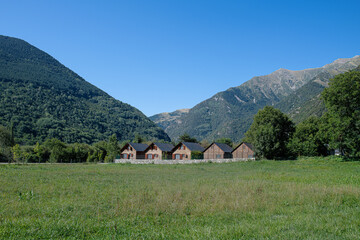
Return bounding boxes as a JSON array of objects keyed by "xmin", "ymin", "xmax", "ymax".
[
  {"xmin": 33, "ymin": 142, "xmax": 50, "ymax": 163},
  {"xmin": 133, "ymin": 133, "xmax": 144, "ymax": 143},
  {"xmin": 105, "ymin": 134, "xmax": 120, "ymax": 162},
  {"xmin": 245, "ymin": 106, "xmax": 295, "ymax": 159},
  {"xmin": 191, "ymin": 151, "xmax": 203, "ymax": 159},
  {"xmin": 0, "ymin": 125, "xmax": 14, "ymax": 148},
  {"xmin": 322, "ymin": 71, "xmax": 360, "ymax": 157},
  {"xmin": 11, "ymin": 144, "xmax": 33, "ymax": 163},
  {"xmin": 0, "ymin": 125, "xmax": 14, "ymax": 162},
  {"xmin": 200, "ymin": 139, "xmax": 210, "ymax": 148},
  {"xmin": 66, "ymin": 143, "xmax": 92, "ymax": 163},
  {"xmin": 288, "ymin": 116, "xmax": 327, "ymax": 156},
  {"xmin": 216, "ymin": 138, "xmax": 233, "ymax": 147},
  {"xmin": 179, "ymin": 133, "xmax": 198, "ymax": 143},
  {"xmin": 43, "ymin": 138, "xmax": 67, "ymax": 163},
  {"xmin": 87, "ymin": 141, "xmax": 107, "ymax": 163}
]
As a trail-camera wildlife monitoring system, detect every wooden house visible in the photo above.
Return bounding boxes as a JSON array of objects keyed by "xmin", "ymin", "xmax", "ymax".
[
  {"xmin": 172, "ymin": 142, "xmax": 205, "ymax": 160},
  {"xmin": 144, "ymin": 142, "xmax": 174, "ymax": 160},
  {"xmin": 203, "ymin": 142, "xmax": 233, "ymax": 159},
  {"xmin": 232, "ymin": 142, "xmax": 255, "ymax": 159},
  {"xmin": 120, "ymin": 143, "xmax": 148, "ymax": 159}
]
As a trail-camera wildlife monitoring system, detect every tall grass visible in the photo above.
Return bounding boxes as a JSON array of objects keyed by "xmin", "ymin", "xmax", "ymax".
[{"xmin": 0, "ymin": 157, "xmax": 360, "ymax": 239}]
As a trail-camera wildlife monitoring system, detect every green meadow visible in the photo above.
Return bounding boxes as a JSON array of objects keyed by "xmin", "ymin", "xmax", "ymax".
[{"xmin": 1, "ymin": 157, "xmax": 360, "ymax": 239}]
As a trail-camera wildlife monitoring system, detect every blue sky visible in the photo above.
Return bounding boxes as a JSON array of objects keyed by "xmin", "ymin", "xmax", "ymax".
[{"xmin": 1, "ymin": 0, "xmax": 359, "ymax": 116}]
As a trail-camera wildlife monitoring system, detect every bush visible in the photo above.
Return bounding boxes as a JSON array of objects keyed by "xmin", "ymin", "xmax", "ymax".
[{"xmin": 191, "ymin": 151, "xmax": 203, "ymax": 159}]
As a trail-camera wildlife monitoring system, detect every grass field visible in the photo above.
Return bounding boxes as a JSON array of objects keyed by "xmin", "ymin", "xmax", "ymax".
[{"xmin": 1, "ymin": 157, "xmax": 360, "ymax": 239}]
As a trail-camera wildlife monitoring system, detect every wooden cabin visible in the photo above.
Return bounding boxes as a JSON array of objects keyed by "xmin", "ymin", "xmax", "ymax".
[
  {"xmin": 203, "ymin": 142, "xmax": 233, "ymax": 159},
  {"xmin": 119, "ymin": 143, "xmax": 148, "ymax": 159},
  {"xmin": 144, "ymin": 142, "xmax": 174, "ymax": 160},
  {"xmin": 172, "ymin": 142, "xmax": 205, "ymax": 160},
  {"xmin": 232, "ymin": 142, "xmax": 255, "ymax": 159}
]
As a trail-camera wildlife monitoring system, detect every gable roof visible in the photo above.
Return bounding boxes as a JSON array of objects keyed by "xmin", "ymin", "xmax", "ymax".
[
  {"xmin": 121, "ymin": 143, "xmax": 149, "ymax": 152},
  {"xmin": 204, "ymin": 142, "xmax": 233, "ymax": 153},
  {"xmin": 130, "ymin": 143, "xmax": 149, "ymax": 151},
  {"xmin": 182, "ymin": 142, "xmax": 205, "ymax": 152},
  {"xmin": 232, "ymin": 142, "xmax": 254, "ymax": 153},
  {"xmin": 153, "ymin": 142, "xmax": 174, "ymax": 152}
]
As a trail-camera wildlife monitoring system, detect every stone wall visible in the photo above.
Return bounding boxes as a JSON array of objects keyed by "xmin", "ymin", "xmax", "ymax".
[{"xmin": 114, "ymin": 158, "xmax": 255, "ymax": 164}]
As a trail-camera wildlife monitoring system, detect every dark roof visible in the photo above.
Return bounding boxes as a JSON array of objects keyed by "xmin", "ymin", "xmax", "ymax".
[
  {"xmin": 153, "ymin": 142, "xmax": 174, "ymax": 152},
  {"xmin": 126, "ymin": 143, "xmax": 148, "ymax": 152},
  {"xmin": 203, "ymin": 142, "xmax": 233, "ymax": 153},
  {"xmin": 243, "ymin": 142, "xmax": 254, "ymax": 150},
  {"xmin": 182, "ymin": 142, "xmax": 205, "ymax": 152},
  {"xmin": 232, "ymin": 142, "xmax": 254, "ymax": 153},
  {"xmin": 214, "ymin": 142, "xmax": 233, "ymax": 153}
]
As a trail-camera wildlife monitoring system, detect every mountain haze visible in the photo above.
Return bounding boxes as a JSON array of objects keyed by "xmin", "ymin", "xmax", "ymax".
[
  {"xmin": 152, "ymin": 56, "xmax": 360, "ymax": 141},
  {"xmin": 0, "ymin": 35, "xmax": 170, "ymax": 144}
]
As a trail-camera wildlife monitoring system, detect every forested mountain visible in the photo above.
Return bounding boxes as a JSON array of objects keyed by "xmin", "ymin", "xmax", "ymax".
[
  {"xmin": 151, "ymin": 56, "xmax": 360, "ymax": 141},
  {"xmin": 0, "ymin": 35, "xmax": 170, "ymax": 144}
]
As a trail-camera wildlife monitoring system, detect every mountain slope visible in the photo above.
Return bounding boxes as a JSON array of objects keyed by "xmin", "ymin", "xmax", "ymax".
[
  {"xmin": 149, "ymin": 109, "xmax": 190, "ymax": 132},
  {"xmin": 278, "ymin": 62, "xmax": 360, "ymax": 123},
  {"xmin": 0, "ymin": 35, "xmax": 170, "ymax": 144},
  {"xmin": 274, "ymin": 72, "xmax": 329, "ymax": 123},
  {"xmin": 153, "ymin": 56, "xmax": 360, "ymax": 141}
]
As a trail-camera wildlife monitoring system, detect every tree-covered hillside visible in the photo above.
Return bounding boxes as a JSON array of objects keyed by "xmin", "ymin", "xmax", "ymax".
[{"xmin": 0, "ymin": 35, "xmax": 170, "ymax": 144}]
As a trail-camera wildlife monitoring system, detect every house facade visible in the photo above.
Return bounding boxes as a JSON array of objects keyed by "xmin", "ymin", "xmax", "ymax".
[
  {"xmin": 203, "ymin": 142, "xmax": 233, "ymax": 159},
  {"xmin": 172, "ymin": 142, "xmax": 205, "ymax": 160},
  {"xmin": 232, "ymin": 142, "xmax": 255, "ymax": 159},
  {"xmin": 120, "ymin": 143, "xmax": 148, "ymax": 159},
  {"xmin": 144, "ymin": 142, "xmax": 174, "ymax": 160}
]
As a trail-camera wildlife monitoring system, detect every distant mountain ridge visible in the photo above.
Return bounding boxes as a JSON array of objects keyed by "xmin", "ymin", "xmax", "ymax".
[
  {"xmin": 149, "ymin": 109, "xmax": 190, "ymax": 132},
  {"xmin": 151, "ymin": 55, "xmax": 360, "ymax": 141},
  {"xmin": 0, "ymin": 35, "xmax": 170, "ymax": 144}
]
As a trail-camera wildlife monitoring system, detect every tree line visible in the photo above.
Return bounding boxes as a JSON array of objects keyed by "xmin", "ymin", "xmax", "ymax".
[
  {"xmin": 0, "ymin": 131, "xmax": 124, "ymax": 163},
  {"xmin": 173, "ymin": 70, "xmax": 360, "ymax": 160},
  {"xmin": 1, "ymin": 70, "xmax": 359, "ymax": 162},
  {"xmin": 0, "ymin": 130, "xmax": 209, "ymax": 163},
  {"xmin": 244, "ymin": 70, "xmax": 360, "ymax": 159}
]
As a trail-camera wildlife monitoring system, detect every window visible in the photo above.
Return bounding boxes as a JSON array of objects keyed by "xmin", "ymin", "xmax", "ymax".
[
  {"xmin": 216, "ymin": 154, "xmax": 221, "ymax": 159},
  {"xmin": 175, "ymin": 154, "xmax": 180, "ymax": 159},
  {"xmin": 182, "ymin": 154, "xmax": 186, "ymax": 159},
  {"xmin": 147, "ymin": 154, "xmax": 152, "ymax": 159},
  {"xmin": 154, "ymin": 154, "xmax": 158, "ymax": 158},
  {"xmin": 123, "ymin": 154, "xmax": 127, "ymax": 159},
  {"xmin": 181, "ymin": 145, "xmax": 185, "ymax": 150}
]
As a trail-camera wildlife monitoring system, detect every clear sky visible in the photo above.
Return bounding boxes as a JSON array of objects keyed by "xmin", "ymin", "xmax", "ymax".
[{"xmin": 1, "ymin": 0, "xmax": 359, "ymax": 116}]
